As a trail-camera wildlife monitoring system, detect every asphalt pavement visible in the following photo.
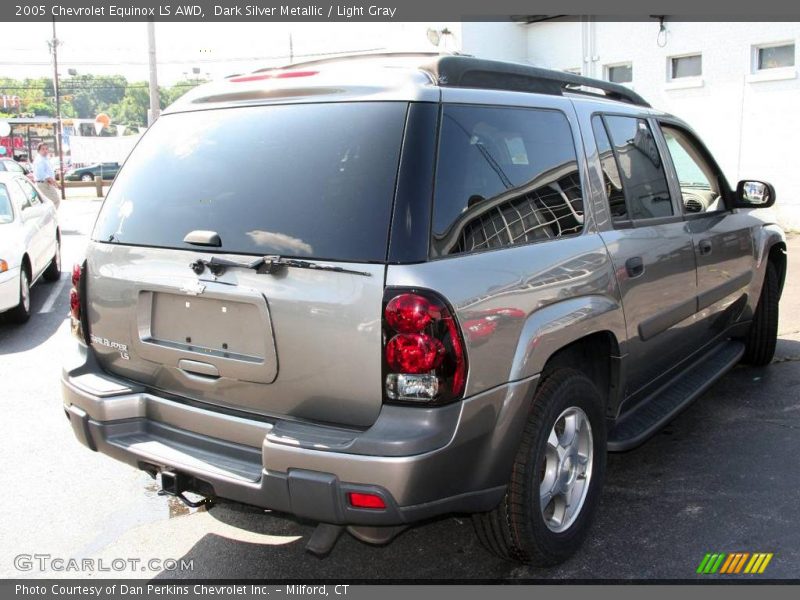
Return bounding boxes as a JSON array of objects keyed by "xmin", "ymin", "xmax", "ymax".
[{"xmin": 1, "ymin": 198, "xmax": 798, "ymax": 580}]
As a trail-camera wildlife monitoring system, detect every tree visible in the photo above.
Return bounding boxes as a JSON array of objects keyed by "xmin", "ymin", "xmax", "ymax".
[
  {"xmin": 112, "ymin": 83, "xmax": 150, "ymax": 128},
  {"xmin": 0, "ymin": 74, "xmax": 209, "ymax": 126}
]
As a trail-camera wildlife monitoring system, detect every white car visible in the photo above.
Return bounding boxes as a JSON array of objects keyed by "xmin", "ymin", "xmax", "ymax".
[{"xmin": 0, "ymin": 172, "xmax": 61, "ymax": 323}]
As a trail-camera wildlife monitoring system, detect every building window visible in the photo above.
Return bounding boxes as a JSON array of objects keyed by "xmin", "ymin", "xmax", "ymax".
[
  {"xmin": 606, "ymin": 63, "xmax": 633, "ymax": 83},
  {"xmin": 754, "ymin": 43, "xmax": 795, "ymax": 71},
  {"xmin": 669, "ymin": 54, "xmax": 702, "ymax": 79}
]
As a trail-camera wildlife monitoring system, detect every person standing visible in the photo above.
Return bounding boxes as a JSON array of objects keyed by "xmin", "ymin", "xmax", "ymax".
[{"xmin": 33, "ymin": 142, "xmax": 61, "ymax": 209}]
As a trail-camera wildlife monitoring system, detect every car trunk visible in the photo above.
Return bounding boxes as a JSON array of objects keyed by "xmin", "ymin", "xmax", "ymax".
[{"xmin": 84, "ymin": 100, "xmax": 410, "ymax": 428}]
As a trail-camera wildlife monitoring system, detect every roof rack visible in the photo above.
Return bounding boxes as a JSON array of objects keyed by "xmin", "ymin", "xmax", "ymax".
[
  {"xmin": 246, "ymin": 53, "xmax": 650, "ymax": 108},
  {"xmin": 421, "ymin": 56, "xmax": 650, "ymax": 107}
]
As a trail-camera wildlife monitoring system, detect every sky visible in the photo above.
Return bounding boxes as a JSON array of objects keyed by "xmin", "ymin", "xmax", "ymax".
[{"xmin": 0, "ymin": 21, "xmax": 460, "ymax": 84}]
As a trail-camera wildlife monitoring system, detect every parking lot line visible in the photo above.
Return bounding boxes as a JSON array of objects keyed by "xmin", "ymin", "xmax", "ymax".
[{"xmin": 39, "ymin": 277, "xmax": 68, "ymax": 313}]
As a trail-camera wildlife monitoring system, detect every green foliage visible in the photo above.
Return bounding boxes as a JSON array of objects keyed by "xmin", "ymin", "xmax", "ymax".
[{"xmin": 0, "ymin": 75, "xmax": 207, "ymax": 128}]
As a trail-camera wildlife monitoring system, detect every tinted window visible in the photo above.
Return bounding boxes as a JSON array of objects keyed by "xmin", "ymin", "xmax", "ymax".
[
  {"xmin": 432, "ymin": 105, "xmax": 583, "ymax": 257},
  {"xmin": 0, "ymin": 184, "xmax": 13, "ymax": 223},
  {"xmin": 591, "ymin": 116, "xmax": 627, "ymax": 220},
  {"xmin": 93, "ymin": 102, "xmax": 408, "ymax": 262},
  {"xmin": 603, "ymin": 116, "xmax": 673, "ymax": 220}
]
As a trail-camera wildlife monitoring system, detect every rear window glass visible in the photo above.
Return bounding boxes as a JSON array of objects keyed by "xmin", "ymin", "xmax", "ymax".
[
  {"xmin": 0, "ymin": 184, "xmax": 13, "ymax": 223},
  {"xmin": 431, "ymin": 105, "xmax": 584, "ymax": 257},
  {"xmin": 92, "ymin": 102, "xmax": 408, "ymax": 262}
]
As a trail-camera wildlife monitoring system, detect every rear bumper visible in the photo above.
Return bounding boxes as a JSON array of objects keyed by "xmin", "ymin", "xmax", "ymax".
[
  {"xmin": 0, "ymin": 267, "xmax": 20, "ymax": 313},
  {"xmin": 62, "ymin": 344, "xmax": 538, "ymax": 526}
]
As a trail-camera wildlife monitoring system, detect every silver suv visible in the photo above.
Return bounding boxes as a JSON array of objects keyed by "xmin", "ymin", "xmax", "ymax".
[{"xmin": 62, "ymin": 54, "xmax": 786, "ymax": 566}]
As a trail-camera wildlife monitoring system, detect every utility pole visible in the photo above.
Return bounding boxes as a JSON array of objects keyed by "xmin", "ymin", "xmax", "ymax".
[
  {"xmin": 49, "ymin": 19, "xmax": 66, "ymax": 201},
  {"xmin": 147, "ymin": 19, "xmax": 160, "ymax": 126}
]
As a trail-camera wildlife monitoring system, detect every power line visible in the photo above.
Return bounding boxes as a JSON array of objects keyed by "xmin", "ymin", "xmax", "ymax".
[
  {"xmin": 0, "ymin": 47, "xmax": 385, "ymax": 67},
  {"xmin": 0, "ymin": 83, "xmax": 203, "ymax": 92}
]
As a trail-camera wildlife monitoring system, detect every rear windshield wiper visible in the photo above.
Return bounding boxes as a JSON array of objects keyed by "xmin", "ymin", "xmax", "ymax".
[{"xmin": 190, "ymin": 255, "xmax": 372, "ymax": 277}]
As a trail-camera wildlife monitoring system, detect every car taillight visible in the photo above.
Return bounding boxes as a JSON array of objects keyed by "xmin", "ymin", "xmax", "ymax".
[
  {"xmin": 229, "ymin": 70, "xmax": 318, "ymax": 83},
  {"xmin": 383, "ymin": 290, "xmax": 467, "ymax": 404},
  {"xmin": 70, "ymin": 262, "xmax": 87, "ymax": 342},
  {"xmin": 347, "ymin": 492, "xmax": 386, "ymax": 510}
]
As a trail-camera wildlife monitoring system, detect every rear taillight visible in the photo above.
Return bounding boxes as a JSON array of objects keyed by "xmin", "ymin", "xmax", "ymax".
[
  {"xmin": 70, "ymin": 262, "xmax": 87, "ymax": 342},
  {"xmin": 347, "ymin": 492, "xmax": 386, "ymax": 510},
  {"xmin": 383, "ymin": 290, "xmax": 467, "ymax": 404}
]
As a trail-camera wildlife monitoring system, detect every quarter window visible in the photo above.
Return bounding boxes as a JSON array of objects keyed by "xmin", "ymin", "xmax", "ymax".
[
  {"xmin": 602, "ymin": 116, "xmax": 673, "ymax": 220},
  {"xmin": 669, "ymin": 54, "xmax": 702, "ymax": 79},
  {"xmin": 431, "ymin": 105, "xmax": 584, "ymax": 257}
]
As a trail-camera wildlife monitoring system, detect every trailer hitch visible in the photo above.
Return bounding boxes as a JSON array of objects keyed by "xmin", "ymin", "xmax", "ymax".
[{"xmin": 157, "ymin": 471, "xmax": 215, "ymax": 508}]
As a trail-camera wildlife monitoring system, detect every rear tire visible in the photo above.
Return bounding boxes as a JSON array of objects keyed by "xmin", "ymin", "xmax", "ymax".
[
  {"xmin": 742, "ymin": 262, "xmax": 779, "ymax": 366},
  {"xmin": 80, "ymin": 173, "xmax": 93, "ymax": 182},
  {"xmin": 43, "ymin": 238, "xmax": 61, "ymax": 282},
  {"xmin": 7, "ymin": 268, "xmax": 31, "ymax": 324},
  {"xmin": 473, "ymin": 368, "xmax": 606, "ymax": 566}
]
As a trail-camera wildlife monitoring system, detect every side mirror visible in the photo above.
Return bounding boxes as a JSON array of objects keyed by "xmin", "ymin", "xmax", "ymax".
[{"xmin": 733, "ymin": 180, "xmax": 776, "ymax": 208}]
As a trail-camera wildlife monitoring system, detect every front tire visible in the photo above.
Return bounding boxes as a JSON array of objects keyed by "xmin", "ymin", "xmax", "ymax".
[
  {"xmin": 742, "ymin": 262, "xmax": 779, "ymax": 366},
  {"xmin": 473, "ymin": 368, "xmax": 607, "ymax": 566},
  {"xmin": 80, "ymin": 173, "xmax": 93, "ymax": 182},
  {"xmin": 7, "ymin": 268, "xmax": 31, "ymax": 323}
]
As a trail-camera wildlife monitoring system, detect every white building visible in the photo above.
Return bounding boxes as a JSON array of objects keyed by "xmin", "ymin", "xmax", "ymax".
[{"xmin": 458, "ymin": 20, "xmax": 800, "ymax": 230}]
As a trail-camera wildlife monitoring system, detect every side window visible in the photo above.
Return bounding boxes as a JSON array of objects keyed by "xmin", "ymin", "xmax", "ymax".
[
  {"xmin": 7, "ymin": 178, "xmax": 30, "ymax": 211},
  {"xmin": 0, "ymin": 184, "xmax": 14, "ymax": 223},
  {"xmin": 432, "ymin": 105, "xmax": 584, "ymax": 257},
  {"xmin": 603, "ymin": 115, "xmax": 673, "ymax": 220},
  {"xmin": 16, "ymin": 180, "xmax": 42, "ymax": 207},
  {"xmin": 591, "ymin": 116, "xmax": 627, "ymax": 220},
  {"xmin": 660, "ymin": 125, "xmax": 724, "ymax": 214}
]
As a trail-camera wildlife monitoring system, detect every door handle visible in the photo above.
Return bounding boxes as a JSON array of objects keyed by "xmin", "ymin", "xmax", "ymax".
[
  {"xmin": 625, "ymin": 256, "xmax": 645, "ymax": 278},
  {"xmin": 698, "ymin": 239, "xmax": 713, "ymax": 256}
]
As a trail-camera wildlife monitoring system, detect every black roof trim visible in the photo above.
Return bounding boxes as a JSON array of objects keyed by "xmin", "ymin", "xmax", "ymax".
[{"xmin": 421, "ymin": 56, "xmax": 650, "ymax": 107}]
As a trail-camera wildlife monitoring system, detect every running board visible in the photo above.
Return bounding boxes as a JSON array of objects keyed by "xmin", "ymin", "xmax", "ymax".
[{"xmin": 608, "ymin": 340, "xmax": 745, "ymax": 451}]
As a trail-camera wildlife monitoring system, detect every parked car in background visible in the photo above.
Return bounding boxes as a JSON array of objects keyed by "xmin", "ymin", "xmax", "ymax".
[
  {"xmin": 0, "ymin": 172, "xmax": 60, "ymax": 323},
  {"xmin": 63, "ymin": 162, "xmax": 120, "ymax": 182},
  {"xmin": 61, "ymin": 54, "xmax": 786, "ymax": 566},
  {"xmin": 0, "ymin": 157, "xmax": 34, "ymax": 182}
]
